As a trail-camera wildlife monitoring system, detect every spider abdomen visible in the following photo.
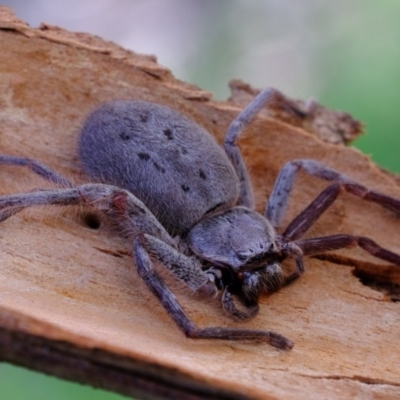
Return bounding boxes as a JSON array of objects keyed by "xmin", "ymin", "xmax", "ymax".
[{"xmin": 79, "ymin": 100, "xmax": 239, "ymax": 236}]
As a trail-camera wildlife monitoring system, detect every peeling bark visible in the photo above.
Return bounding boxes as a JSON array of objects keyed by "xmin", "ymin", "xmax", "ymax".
[{"xmin": 1, "ymin": 7, "xmax": 400, "ymax": 400}]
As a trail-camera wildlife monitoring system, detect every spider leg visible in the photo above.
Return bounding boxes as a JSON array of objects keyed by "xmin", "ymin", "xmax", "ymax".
[
  {"xmin": 0, "ymin": 184, "xmax": 173, "ymax": 245},
  {"xmin": 224, "ymin": 88, "xmax": 315, "ymax": 209},
  {"xmin": 0, "ymin": 155, "xmax": 73, "ymax": 187},
  {"xmin": 0, "ymin": 188, "xmax": 82, "ymax": 210},
  {"xmin": 266, "ymin": 159, "xmax": 400, "ymax": 231},
  {"xmin": 134, "ymin": 235, "xmax": 294, "ymax": 350},
  {"xmin": 224, "ymin": 88, "xmax": 288, "ymax": 209},
  {"xmin": 221, "ymin": 287, "xmax": 260, "ymax": 320},
  {"xmin": 294, "ymin": 234, "xmax": 400, "ymax": 267},
  {"xmin": 139, "ymin": 233, "xmax": 217, "ymax": 295},
  {"xmin": 0, "ymin": 155, "xmax": 73, "ymax": 222},
  {"xmin": 141, "ymin": 235, "xmax": 261, "ymax": 320},
  {"xmin": 280, "ymin": 241, "xmax": 305, "ymax": 285}
]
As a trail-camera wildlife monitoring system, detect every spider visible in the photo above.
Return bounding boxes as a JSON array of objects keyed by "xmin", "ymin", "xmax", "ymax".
[{"xmin": 1, "ymin": 87, "xmax": 400, "ymax": 350}]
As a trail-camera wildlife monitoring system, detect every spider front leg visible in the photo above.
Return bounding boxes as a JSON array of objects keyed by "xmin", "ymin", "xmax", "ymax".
[
  {"xmin": 295, "ymin": 234, "xmax": 400, "ymax": 266},
  {"xmin": 224, "ymin": 88, "xmax": 282, "ymax": 209},
  {"xmin": 138, "ymin": 234, "xmax": 217, "ymax": 295},
  {"xmin": 265, "ymin": 159, "xmax": 400, "ymax": 281},
  {"xmin": 267, "ymin": 159, "xmax": 400, "ymax": 233},
  {"xmin": 134, "ymin": 235, "xmax": 294, "ymax": 350},
  {"xmin": 141, "ymin": 234, "xmax": 262, "ymax": 318},
  {"xmin": 224, "ymin": 88, "xmax": 315, "ymax": 209}
]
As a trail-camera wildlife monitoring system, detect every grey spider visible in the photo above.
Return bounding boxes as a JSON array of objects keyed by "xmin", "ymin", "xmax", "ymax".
[{"xmin": 1, "ymin": 87, "xmax": 400, "ymax": 350}]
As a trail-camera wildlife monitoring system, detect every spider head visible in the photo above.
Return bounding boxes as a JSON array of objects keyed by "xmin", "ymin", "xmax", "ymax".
[{"xmin": 188, "ymin": 206, "xmax": 285, "ymax": 304}]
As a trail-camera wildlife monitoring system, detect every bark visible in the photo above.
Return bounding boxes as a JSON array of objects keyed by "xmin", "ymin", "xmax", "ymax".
[{"xmin": 1, "ymin": 7, "xmax": 400, "ymax": 400}]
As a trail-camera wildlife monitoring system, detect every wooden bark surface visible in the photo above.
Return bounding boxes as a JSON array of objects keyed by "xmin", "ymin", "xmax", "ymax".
[{"xmin": 1, "ymin": 7, "xmax": 400, "ymax": 400}]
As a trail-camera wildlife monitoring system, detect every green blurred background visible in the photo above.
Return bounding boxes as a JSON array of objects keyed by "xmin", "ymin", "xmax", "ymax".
[{"xmin": 1, "ymin": 0, "xmax": 400, "ymax": 399}]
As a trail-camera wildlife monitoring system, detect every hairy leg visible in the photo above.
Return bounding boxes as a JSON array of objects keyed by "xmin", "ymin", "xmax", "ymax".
[
  {"xmin": 295, "ymin": 234, "xmax": 400, "ymax": 267},
  {"xmin": 0, "ymin": 155, "xmax": 73, "ymax": 187},
  {"xmin": 134, "ymin": 235, "xmax": 294, "ymax": 350},
  {"xmin": 140, "ymin": 234, "xmax": 217, "ymax": 295},
  {"xmin": 224, "ymin": 88, "xmax": 316, "ymax": 209},
  {"xmin": 0, "ymin": 155, "xmax": 74, "ymax": 221},
  {"xmin": 221, "ymin": 287, "xmax": 259, "ymax": 320},
  {"xmin": 224, "ymin": 88, "xmax": 281, "ymax": 208},
  {"xmin": 142, "ymin": 234, "xmax": 262, "ymax": 319},
  {"xmin": 0, "ymin": 183, "xmax": 174, "ymax": 245},
  {"xmin": 266, "ymin": 159, "xmax": 400, "ymax": 231}
]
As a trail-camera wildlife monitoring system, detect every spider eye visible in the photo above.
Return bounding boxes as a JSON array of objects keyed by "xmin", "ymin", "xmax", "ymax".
[{"xmin": 237, "ymin": 254, "xmax": 248, "ymax": 262}]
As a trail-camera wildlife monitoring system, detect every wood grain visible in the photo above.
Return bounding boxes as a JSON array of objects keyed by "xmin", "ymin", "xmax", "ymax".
[{"xmin": 1, "ymin": 7, "xmax": 400, "ymax": 400}]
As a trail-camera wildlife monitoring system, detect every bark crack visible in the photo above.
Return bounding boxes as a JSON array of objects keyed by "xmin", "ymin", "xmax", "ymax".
[{"xmin": 295, "ymin": 373, "xmax": 400, "ymax": 387}]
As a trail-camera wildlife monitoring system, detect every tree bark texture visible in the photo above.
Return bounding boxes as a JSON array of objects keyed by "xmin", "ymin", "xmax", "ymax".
[{"xmin": 1, "ymin": 7, "xmax": 400, "ymax": 400}]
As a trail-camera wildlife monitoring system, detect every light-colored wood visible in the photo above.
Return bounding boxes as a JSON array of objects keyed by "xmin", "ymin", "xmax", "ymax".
[{"xmin": 1, "ymin": 7, "xmax": 400, "ymax": 400}]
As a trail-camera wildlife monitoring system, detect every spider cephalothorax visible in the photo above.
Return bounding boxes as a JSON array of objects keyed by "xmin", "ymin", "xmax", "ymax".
[
  {"xmin": 1, "ymin": 87, "xmax": 400, "ymax": 350},
  {"xmin": 188, "ymin": 206, "xmax": 292, "ymax": 305}
]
